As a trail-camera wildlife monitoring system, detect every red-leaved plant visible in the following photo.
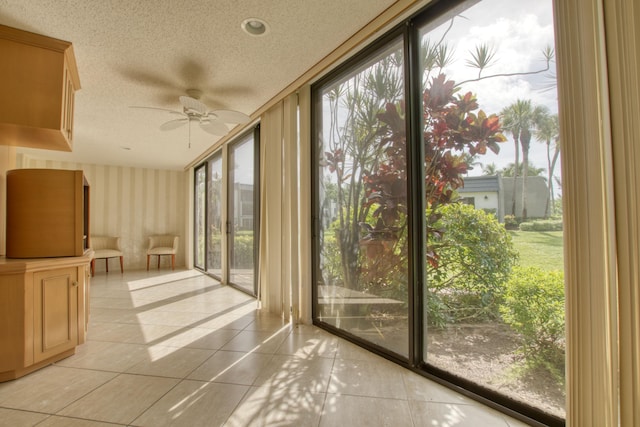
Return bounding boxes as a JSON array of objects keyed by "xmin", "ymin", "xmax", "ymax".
[{"xmin": 361, "ymin": 73, "xmax": 506, "ymax": 268}]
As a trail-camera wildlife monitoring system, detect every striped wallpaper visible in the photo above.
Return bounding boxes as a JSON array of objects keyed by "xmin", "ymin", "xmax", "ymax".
[{"xmin": 16, "ymin": 153, "xmax": 189, "ymax": 272}]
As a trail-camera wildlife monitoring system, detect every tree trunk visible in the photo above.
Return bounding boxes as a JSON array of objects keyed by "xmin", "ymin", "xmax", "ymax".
[
  {"xmin": 545, "ymin": 140, "xmax": 552, "ymax": 218},
  {"xmin": 520, "ymin": 129, "xmax": 531, "ymax": 221},
  {"xmin": 549, "ymin": 144, "xmax": 560, "ymax": 215},
  {"xmin": 511, "ymin": 136, "xmax": 519, "ymax": 216}
]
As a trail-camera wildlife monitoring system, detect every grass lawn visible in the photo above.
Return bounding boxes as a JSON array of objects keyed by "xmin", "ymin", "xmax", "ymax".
[{"xmin": 509, "ymin": 230, "xmax": 564, "ymax": 271}]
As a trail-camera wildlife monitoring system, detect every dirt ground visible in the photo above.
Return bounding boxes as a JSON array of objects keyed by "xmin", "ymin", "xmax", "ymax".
[{"xmin": 427, "ymin": 323, "xmax": 566, "ymax": 418}]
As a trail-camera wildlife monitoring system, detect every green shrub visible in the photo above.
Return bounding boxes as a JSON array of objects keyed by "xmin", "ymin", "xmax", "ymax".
[
  {"xmin": 519, "ymin": 219, "xmax": 563, "ymax": 232},
  {"xmin": 504, "ymin": 214, "xmax": 519, "ymax": 230},
  {"xmin": 210, "ymin": 233, "xmax": 255, "ymax": 269},
  {"xmin": 482, "ymin": 208, "xmax": 497, "ymax": 216},
  {"xmin": 428, "ymin": 203, "xmax": 518, "ymax": 325},
  {"xmin": 500, "ymin": 266, "xmax": 565, "ymax": 377},
  {"xmin": 230, "ymin": 234, "xmax": 254, "ymax": 268},
  {"xmin": 320, "ymin": 231, "xmax": 343, "ymax": 286}
]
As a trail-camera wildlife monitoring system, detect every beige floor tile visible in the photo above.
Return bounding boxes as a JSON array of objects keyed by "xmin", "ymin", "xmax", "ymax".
[
  {"xmin": 131, "ymin": 380, "xmax": 248, "ymax": 427},
  {"xmin": 187, "ymin": 350, "xmax": 273, "ymax": 385},
  {"xmin": 0, "ymin": 408, "xmax": 49, "ymax": 426},
  {"xmin": 37, "ymin": 415, "xmax": 125, "ymax": 426},
  {"xmin": 57, "ymin": 374, "xmax": 179, "ymax": 425},
  {"xmin": 85, "ymin": 321, "xmax": 134, "ymax": 342},
  {"xmin": 402, "ymin": 371, "xmax": 474, "ymax": 404},
  {"xmin": 224, "ymin": 385, "xmax": 325, "ymax": 427},
  {"xmin": 89, "ymin": 297, "xmax": 136, "ymax": 310},
  {"xmin": 328, "ymin": 358, "xmax": 407, "ymax": 399},
  {"xmin": 335, "ymin": 339, "xmax": 388, "ymax": 362},
  {"xmin": 134, "ymin": 309, "xmax": 213, "ymax": 327},
  {"xmin": 88, "ymin": 307, "xmax": 138, "ymax": 324},
  {"xmin": 275, "ymin": 332, "xmax": 338, "ymax": 359},
  {"xmin": 220, "ymin": 329, "xmax": 290, "ymax": 354},
  {"xmin": 244, "ymin": 314, "xmax": 292, "ymax": 332},
  {"xmin": 0, "ymin": 366, "xmax": 115, "ymax": 413},
  {"xmin": 253, "ymin": 354, "xmax": 334, "ymax": 393},
  {"xmin": 409, "ymin": 400, "xmax": 510, "ymax": 427},
  {"xmin": 87, "ymin": 288, "xmax": 132, "ymax": 299},
  {"xmin": 55, "ymin": 340, "xmax": 149, "ymax": 372},
  {"xmin": 289, "ymin": 324, "xmax": 336, "ymax": 336},
  {"xmin": 198, "ymin": 312, "xmax": 258, "ymax": 330},
  {"xmin": 121, "ymin": 323, "xmax": 184, "ymax": 345},
  {"xmin": 157, "ymin": 327, "xmax": 241, "ymax": 350},
  {"xmin": 319, "ymin": 394, "xmax": 413, "ymax": 427},
  {"xmin": 125, "ymin": 345, "xmax": 214, "ymax": 378}
]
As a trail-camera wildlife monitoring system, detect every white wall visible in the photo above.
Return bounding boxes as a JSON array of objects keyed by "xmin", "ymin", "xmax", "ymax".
[
  {"xmin": 16, "ymin": 154, "xmax": 188, "ymax": 272},
  {"xmin": 459, "ymin": 192, "xmax": 499, "ymax": 212}
]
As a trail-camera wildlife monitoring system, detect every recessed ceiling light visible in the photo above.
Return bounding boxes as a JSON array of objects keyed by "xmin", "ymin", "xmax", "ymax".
[{"xmin": 241, "ymin": 18, "xmax": 269, "ymax": 36}]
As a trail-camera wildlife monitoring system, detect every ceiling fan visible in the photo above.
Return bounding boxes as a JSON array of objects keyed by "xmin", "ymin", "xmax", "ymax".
[{"xmin": 131, "ymin": 89, "xmax": 250, "ymax": 147}]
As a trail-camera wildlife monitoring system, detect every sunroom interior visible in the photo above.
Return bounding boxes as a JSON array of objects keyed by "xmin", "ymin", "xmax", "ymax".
[{"xmin": 1, "ymin": 0, "xmax": 639, "ymax": 426}]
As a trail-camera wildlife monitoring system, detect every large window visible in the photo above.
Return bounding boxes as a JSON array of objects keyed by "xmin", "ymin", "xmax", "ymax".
[{"xmin": 312, "ymin": 0, "xmax": 563, "ymax": 424}]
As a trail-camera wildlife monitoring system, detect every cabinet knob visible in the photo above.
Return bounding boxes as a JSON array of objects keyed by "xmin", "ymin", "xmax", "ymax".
[{"xmin": 72, "ymin": 281, "xmax": 78, "ymax": 287}]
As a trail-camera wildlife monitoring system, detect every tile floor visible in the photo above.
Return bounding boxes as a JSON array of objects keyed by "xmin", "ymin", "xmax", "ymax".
[{"xmin": 0, "ymin": 270, "xmax": 532, "ymax": 426}]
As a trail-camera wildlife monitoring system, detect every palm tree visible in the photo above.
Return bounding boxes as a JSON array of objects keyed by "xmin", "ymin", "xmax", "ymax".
[
  {"xmin": 500, "ymin": 100, "xmax": 548, "ymax": 220},
  {"xmin": 482, "ymin": 162, "xmax": 499, "ymax": 176},
  {"xmin": 535, "ymin": 113, "xmax": 561, "ymax": 217},
  {"xmin": 500, "ymin": 163, "xmax": 544, "ymax": 177}
]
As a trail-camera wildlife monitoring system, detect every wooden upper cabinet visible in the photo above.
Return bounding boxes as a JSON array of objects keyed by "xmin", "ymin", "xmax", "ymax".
[{"xmin": 0, "ymin": 24, "xmax": 81, "ymax": 151}]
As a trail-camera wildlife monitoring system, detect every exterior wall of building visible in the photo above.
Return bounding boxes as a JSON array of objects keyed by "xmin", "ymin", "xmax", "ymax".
[
  {"xmin": 458, "ymin": 191, "xmax": 502, "ymax": 220},
  {"xmin": 501, "ymin": 176, "xmax": 549, "ymax": 219}
]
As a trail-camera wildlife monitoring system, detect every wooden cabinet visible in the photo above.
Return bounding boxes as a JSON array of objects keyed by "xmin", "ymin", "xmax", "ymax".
[
  {"xmin": 0, "ymin": 24, "xmax": 81, "ymax": 151},
  {"xmin": 6, "ymin": 169, "xmax": 90, "ymax": 258},
  {"xmin": 0, "ymin": 255, "xmax": 91, "ymax": 382}
]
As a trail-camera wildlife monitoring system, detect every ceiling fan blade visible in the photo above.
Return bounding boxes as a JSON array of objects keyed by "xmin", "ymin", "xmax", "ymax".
[
  {"xmin": 179, "ymin": 96, "xmax": 208, "ymax": 114},
  {"xmin": 200, "ymin": 119, "xmax": 229, "ymax": 136},
  {"xmin": 211, "ymin": 109, "xmax": 250, "ymax": 124},
  {"xmin": 160, "ymin": 118, "xmax": 188, "ymax": 131},
  {"xmin": 130, "ymin": 106, "xmax": 183, "ymax": 115}
]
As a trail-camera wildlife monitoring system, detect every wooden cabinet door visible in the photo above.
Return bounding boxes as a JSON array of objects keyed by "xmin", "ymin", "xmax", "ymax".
[{"xmin": 33, "ymin": 267, "xmax": 78, "ymax": 363}]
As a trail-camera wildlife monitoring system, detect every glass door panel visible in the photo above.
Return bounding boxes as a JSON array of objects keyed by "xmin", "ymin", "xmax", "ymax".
[
  {"xmin": 315, "ymin": 37, "xmax": 409, "ymax": 358},
  {"xmin": 228, "ymin": 134, "xmax": 257, "ymax": 295},
  {"xmin": 194, "ymin": 165, "xmax": 206, "ymax": 269},
  {"xmin": 419, "ymin": 0, "xmax": 565, "ymax": 418},
  {"xmin": 206, "ymin": 153, "xmax": 223, "ymax": 279}
]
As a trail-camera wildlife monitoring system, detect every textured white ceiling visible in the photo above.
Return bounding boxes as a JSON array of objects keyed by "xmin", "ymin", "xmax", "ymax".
[{"xmin": 0, "ymin": 0, "xmax": 398, "ymax": 170}]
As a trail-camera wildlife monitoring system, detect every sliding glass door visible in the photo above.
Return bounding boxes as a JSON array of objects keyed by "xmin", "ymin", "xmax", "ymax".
[
  {"xmin": 228, "ymin": 131, "xmax": 258, "ymax": 295},
  {"xmin": 206, "ymin": 152, "xmax": 223, "ymax": 279},
  {"xmin": 314, "ymin": 35, "xmax": 409, "ymax": 358},
  {"xmin": 194, "ymin": 126, "xmax": 259, "ymax": 296},
  {"xmin": 194, "ymin": 164, "xmax": 206, "ymax": 270},
  {"xmin": 419, "ymin": 2, "xmax": 564, "ymax": 421}
]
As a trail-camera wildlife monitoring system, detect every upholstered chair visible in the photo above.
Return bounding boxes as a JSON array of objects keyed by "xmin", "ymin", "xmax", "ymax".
[
  {"xmin": 90, "ymin": 236, "xmax": 124, "ymax": 276},
  {"xmin": 146, "ymin": 235, "xmax": 179, "ymax": 270}
]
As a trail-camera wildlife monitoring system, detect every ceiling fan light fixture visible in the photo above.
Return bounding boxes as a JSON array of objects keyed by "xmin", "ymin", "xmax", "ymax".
[{"xmin": 241, "ymin": 18, "xmax": 269, "ymax": 36}]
